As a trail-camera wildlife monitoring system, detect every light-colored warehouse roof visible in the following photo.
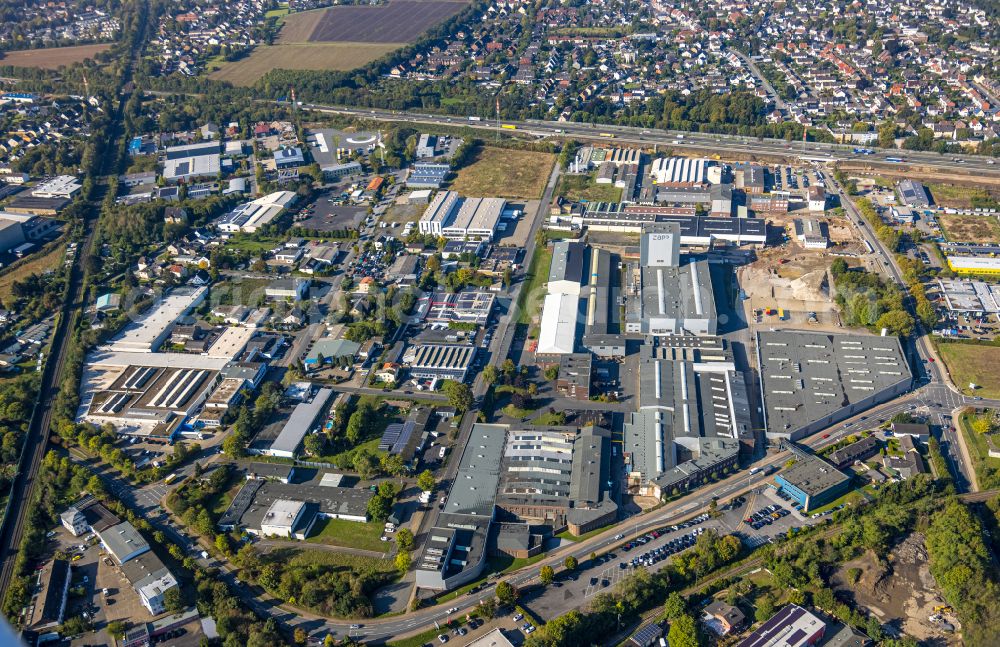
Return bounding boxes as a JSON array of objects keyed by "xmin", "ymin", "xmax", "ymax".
[{"xmin": 537, "ymin": 293, "xmax": 579, "ymax": 355}]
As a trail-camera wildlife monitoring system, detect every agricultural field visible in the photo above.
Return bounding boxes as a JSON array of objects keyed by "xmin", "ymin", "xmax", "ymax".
[
  {"xmin": 0, "ymin": 44, "xmax": 110, "ymax": 69},
  {"xmin": 209, "ymin": 43, "xmax": 400, "ymax": 86},
  {"xmin": 937, "ymin": 342, "xmax": 1000, "ymax": 399},
  {"xmin": 937, "ymin": 213, "xmax": 1000, "ymax": 244},
  {"xmin": 307, "ymin": 0, "xmax": 468, "ymax": 43},
  {"xmin": 449, "ymin": 146, "xmax": 555, "ymax": 200}
]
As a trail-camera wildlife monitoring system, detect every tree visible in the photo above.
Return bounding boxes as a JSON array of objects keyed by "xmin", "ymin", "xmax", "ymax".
[
  {"xmin": 479, "ymin": 596, "xmax": 497, "ymax": 620},
  {"xmin": 215, "ymin": 533, "xmax": 232, "ymax": 556},
  {"xmin": 164, "ymin": 587, "xmax": 185, "ymax": 614},
  {"xmin": 294, "ymin": 627, "xmax": 308, "ymax": 645},
  {"xmin": 590, "ymin": 552, "xmax": 598, "ymax": 564},
  {"xmin": 755, "ymin": 593, "xmax": 776, "ymax": 622},
  {"xmin": 395, "ymin": 550, "xmax": 412, "ymax": 574},
  {"xmin": 324, "ymin": 636, "xmax": 336, "ymax": 647},
  {"xmin": 482, "ymin": 364, "xmax": 499, "ymax": 385},
  {"xmin": 539, "ymin": 565, "xmax": 554, "ymax": 586},
  {"xmin": 107, "ymin": 621, "xmax": 127, "ymax": 638},
  {"xmin": 667, "ymin": 614, "xmax": 700, "ymax": 647},
  {"xmin": 544, "ymin": 365, "xmax": 559, "ymax": 381},
  {"xmin": 417, "ymin": 469, "xmax": 436, "ymax": 492},
  {"xmin": 875, "ymin": 310, "xmax": 915, "ymax": 337},
  {"xmin": 663, "ymin": 591, "xmax": 687, "ymax": 620},
  {"xmin": 442, "ymin": 380, "xmax": 473, "ymax": 412},
  {"xmin": 564, "ymin": 555, "xmax": 577, "ymax": 571},
  {"xmin": 396, "ymin": 528, "xmax": 414, "ymax": 551},
  {"xmin": 496, "ymin": 580, "xmax": 518, "ymax": 605}
]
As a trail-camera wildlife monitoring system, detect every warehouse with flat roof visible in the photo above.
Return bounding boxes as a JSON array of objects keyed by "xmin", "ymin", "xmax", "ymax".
[
  {"xmin": 403, "ymin": 343, "xmax": 476, "ymax": 382},
  {"xmin": 416, "ymin": 423, "xmax": 505, "ymax": 590},
  {"xmin": 496, "ymin": 426, "xmax": 618, "ymax": 535},
  {"xmin": 625, "ymin": 224, "xmax": 717, "ymax": 336},
  {"xmin": 260, "ymin": 387, "xmax": 333, "ymax": 458},
  {"xmin": 576, "ymin": 203, "xmax": 766, "ymax": 246},
  {"xmin": 775, "ymin": 452, "xmax": 851, "ymax": 512},
  {"xmin": 756, "ymin": 331, "xmax": 912, "ymax": 441}
]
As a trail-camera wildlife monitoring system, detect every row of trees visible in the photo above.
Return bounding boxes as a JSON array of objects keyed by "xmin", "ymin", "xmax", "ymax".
[{"xmin": 830, "ymin": 258, "xmax": 915, "ymax": 336}]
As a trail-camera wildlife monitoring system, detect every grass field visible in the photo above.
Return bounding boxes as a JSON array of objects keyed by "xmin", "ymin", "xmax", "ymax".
[
  {"xmin": 449, "ymin": 146, "xmax": 555, "ymax": 200},
  {"xmin": 274, "ymin": 546, "xmax": 396, "ymax": 575},
  {"xmin": 0, "ymin": 43, "xmax": 110, "ymax": 68},
  {"xmin": 927, "ymin": 183, "xmax": 998, "ymax": 209},
  {"xmin": 937, "ymin": 213, "xmax": 1000, "ymax": 244},
  {"xmin": 0, "ymin": 242, "xmax": 65, "ymax": 303},
  {"xmin": 958, "ymin": 411, "xmax": 1000, "ymax": 490},
  {"xmin": 556, "ymin": 173, "xmax": 622, "ymax": 203},
  {"xmin": 515, "ymin": 243, "xmax": 553, "ymax": 325},
  {"xmin": 307, "ymin": 518, "xmax": 390, "ymax": 553},
  {"xmin": 937, "ymin": 342, "xmax": 1000, "ymax": 399},
  {"xmin": 210, "ymin": 42, "xmax": 400, "ymax": 85}
]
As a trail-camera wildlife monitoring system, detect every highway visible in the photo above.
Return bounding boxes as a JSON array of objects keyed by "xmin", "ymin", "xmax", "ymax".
[{"xmin": 298, "ymin": 104, "xmax": 1000, "ymax": 177}]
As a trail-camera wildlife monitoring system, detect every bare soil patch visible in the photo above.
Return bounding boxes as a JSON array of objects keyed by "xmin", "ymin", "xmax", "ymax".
[
  {"xmin": 830, "ymin": 534, "xmax": 960, "ymax": 645},
  {"xmin": 308, "ymin": 0, "xmax": 468, "ymax": 43}
]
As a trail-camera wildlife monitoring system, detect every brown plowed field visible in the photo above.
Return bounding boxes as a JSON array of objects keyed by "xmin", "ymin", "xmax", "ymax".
[
  {"xmin": 306, "ymin": 0, "xmax": 468, "ymax": 43},
  {"xmin": 0, "ymin": 44, "xmax": 110, "ymax": 69}
]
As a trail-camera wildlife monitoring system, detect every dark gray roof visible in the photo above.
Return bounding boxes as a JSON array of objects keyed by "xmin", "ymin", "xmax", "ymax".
[
  {"xmin": 548, "ymin": 240, "xmax": 586, "ymax": 285},
  {"xmin": 778, "ymin": 453, "xmax": 850, "ymax": 497},
  {"xmin": 443, "ymin": 423, "xmax": 506, "ymax": 518}
]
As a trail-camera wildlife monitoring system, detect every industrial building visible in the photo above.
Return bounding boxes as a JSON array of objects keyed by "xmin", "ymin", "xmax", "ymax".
[
  {"xmin": 624, "ymin": 337, "xmax": 751, "ymax": 498},
  {"xmin": 555, "ymin": 353, "xmax": 592, "ymax": 400},
  {"xmin": 946, "ymin": 255, "xmax": 1000, "ymax": 275},
  {"xmin": 935, "ymin": 278, "xmax": 1000, "ymax": 314},
  {"xmin": 496, "ymin": 425, "xmax": 618, "ymax": 535},
  {"xmin": 537, "ymin": 292, "xmax": 582, "ymax": 358},
  {"xmin": 897, "ymin": 179, "xmax": 930, "ymax": 208},
  {"xmin": 216, "ymin": 191, "xmax": 297, "ymax": 233},
  {"xmin": 26, "ymin": 559, "xmax": 70, "ymax": 632},
  {"xmin": 568, "ymin": 203, "xmax": 767, "ymax": 246},
  {"xmin": 775, "ymin": 451, "xmax": 851, "ymax": 512},
  {"xmin": 104, "ymin": 286, "xmax": 208, "ymax": 353},
  {"xmin": 423, "ymin": 290, "xmax": 496, "ymax": 325},
  {"xmin": 737, "ymin": 605, "xmax": 827, "ymax": 647},
  {"xmin": 808, "ymin": 186, "xmax": 827, "ymax": 212},
  {"xmin": 403, "ymin": 343, "xmax": 476, "ymax": 382},
  {"xmin": 582, "ymin": 246, "xmax": 628, "ymax": 357},
  {"xmin": 407, "ymin": 162, "xmax": 450, "ymax": 189},
  {"xmin": 794, "ymin": 218, "xmax": 828, "ymax": 249},
  {"xmin": 417, "ymin": 190, "xmax": 507, "ymax": 241},
  {"xmin": 649, "ymin": 157, "xmax": 712, "ymax": 186},
  {"xmin": 162, "ymin": 142, "xmax": 221, "ymax": 183},
  {"xmin": 257, "ymin": 387, "xmax": 333, "ymax": 458},
  {"xmin": 756, "ymin": 331, "xmax": 912, "ymax": 441},
  {"xmin": 218, "ymin": 468, "xmax": 374, "ymax": 537},
  {"xmin": 120, "ymin": 551, "xmax": 180, "ymax": 615},
  {"xmin": 416, "ymin": 423, "xmax": 505, "ymax": 590},
  {"xmin": 31, "ymin": 175, "xmax": 82, "ymax": 199},
  {"xmin": 624, "ymin": 224, "xmax": 717, "ymax": 336}
]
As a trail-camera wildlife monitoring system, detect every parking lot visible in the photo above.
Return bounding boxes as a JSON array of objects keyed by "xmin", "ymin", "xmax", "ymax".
[{"xmin": 524, "ymin": 494, "xmax": 817, "ymax": 619}]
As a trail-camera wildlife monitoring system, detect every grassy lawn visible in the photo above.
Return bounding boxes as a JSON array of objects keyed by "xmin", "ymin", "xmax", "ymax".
[
  {"xmin": 958, "ymin": 411, "xmax": 1000, "ymax": 490},
  {"xmin": 515, "ymin": 243, "xmax": 553, "ymax": 325},
  {"xmin": 432, "ymin": 554, "xmax": 546, "ymax": 604},
  {"xmin": 557, "ymin": 173, "xmax": 623, "ymax": 203},
  {"xmin": 804, "ymin": 487, "xmax": 867, "ymax": 516},
  {"xmin": 556, "ymin": 524, "xmax": 613, "ymax": 542},
  {"xmin": 306, "ymin": 518, "xmax": 389, "ymax": 553},
  {"xmin": 223, "ymin": 236, "xmax": 283, "ymax": 255},
  {"xmin": 449, "ymin": 146, "xmax": 556, "ymax": 200},
  {"xmin": 937, "ymin": 342, "xmax": 1000, "ymax": 399},
  {"xmin": 279, "ymin": 547, "xmax": 396, "ymax": 574},
  {"xmin": 211, "ymin": 277, "xmax": 271, "ymax": 307},
  {"xmin": 937, "ymin": 213, "xmax": 1000, "ymax": 244},
  {"xmin": 927, "ymin": 183, "xmax": 999, "ymax": 210},
  {"xmin": 0, "ymin": 240, "xmax": 65, "ymax": 303}
]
